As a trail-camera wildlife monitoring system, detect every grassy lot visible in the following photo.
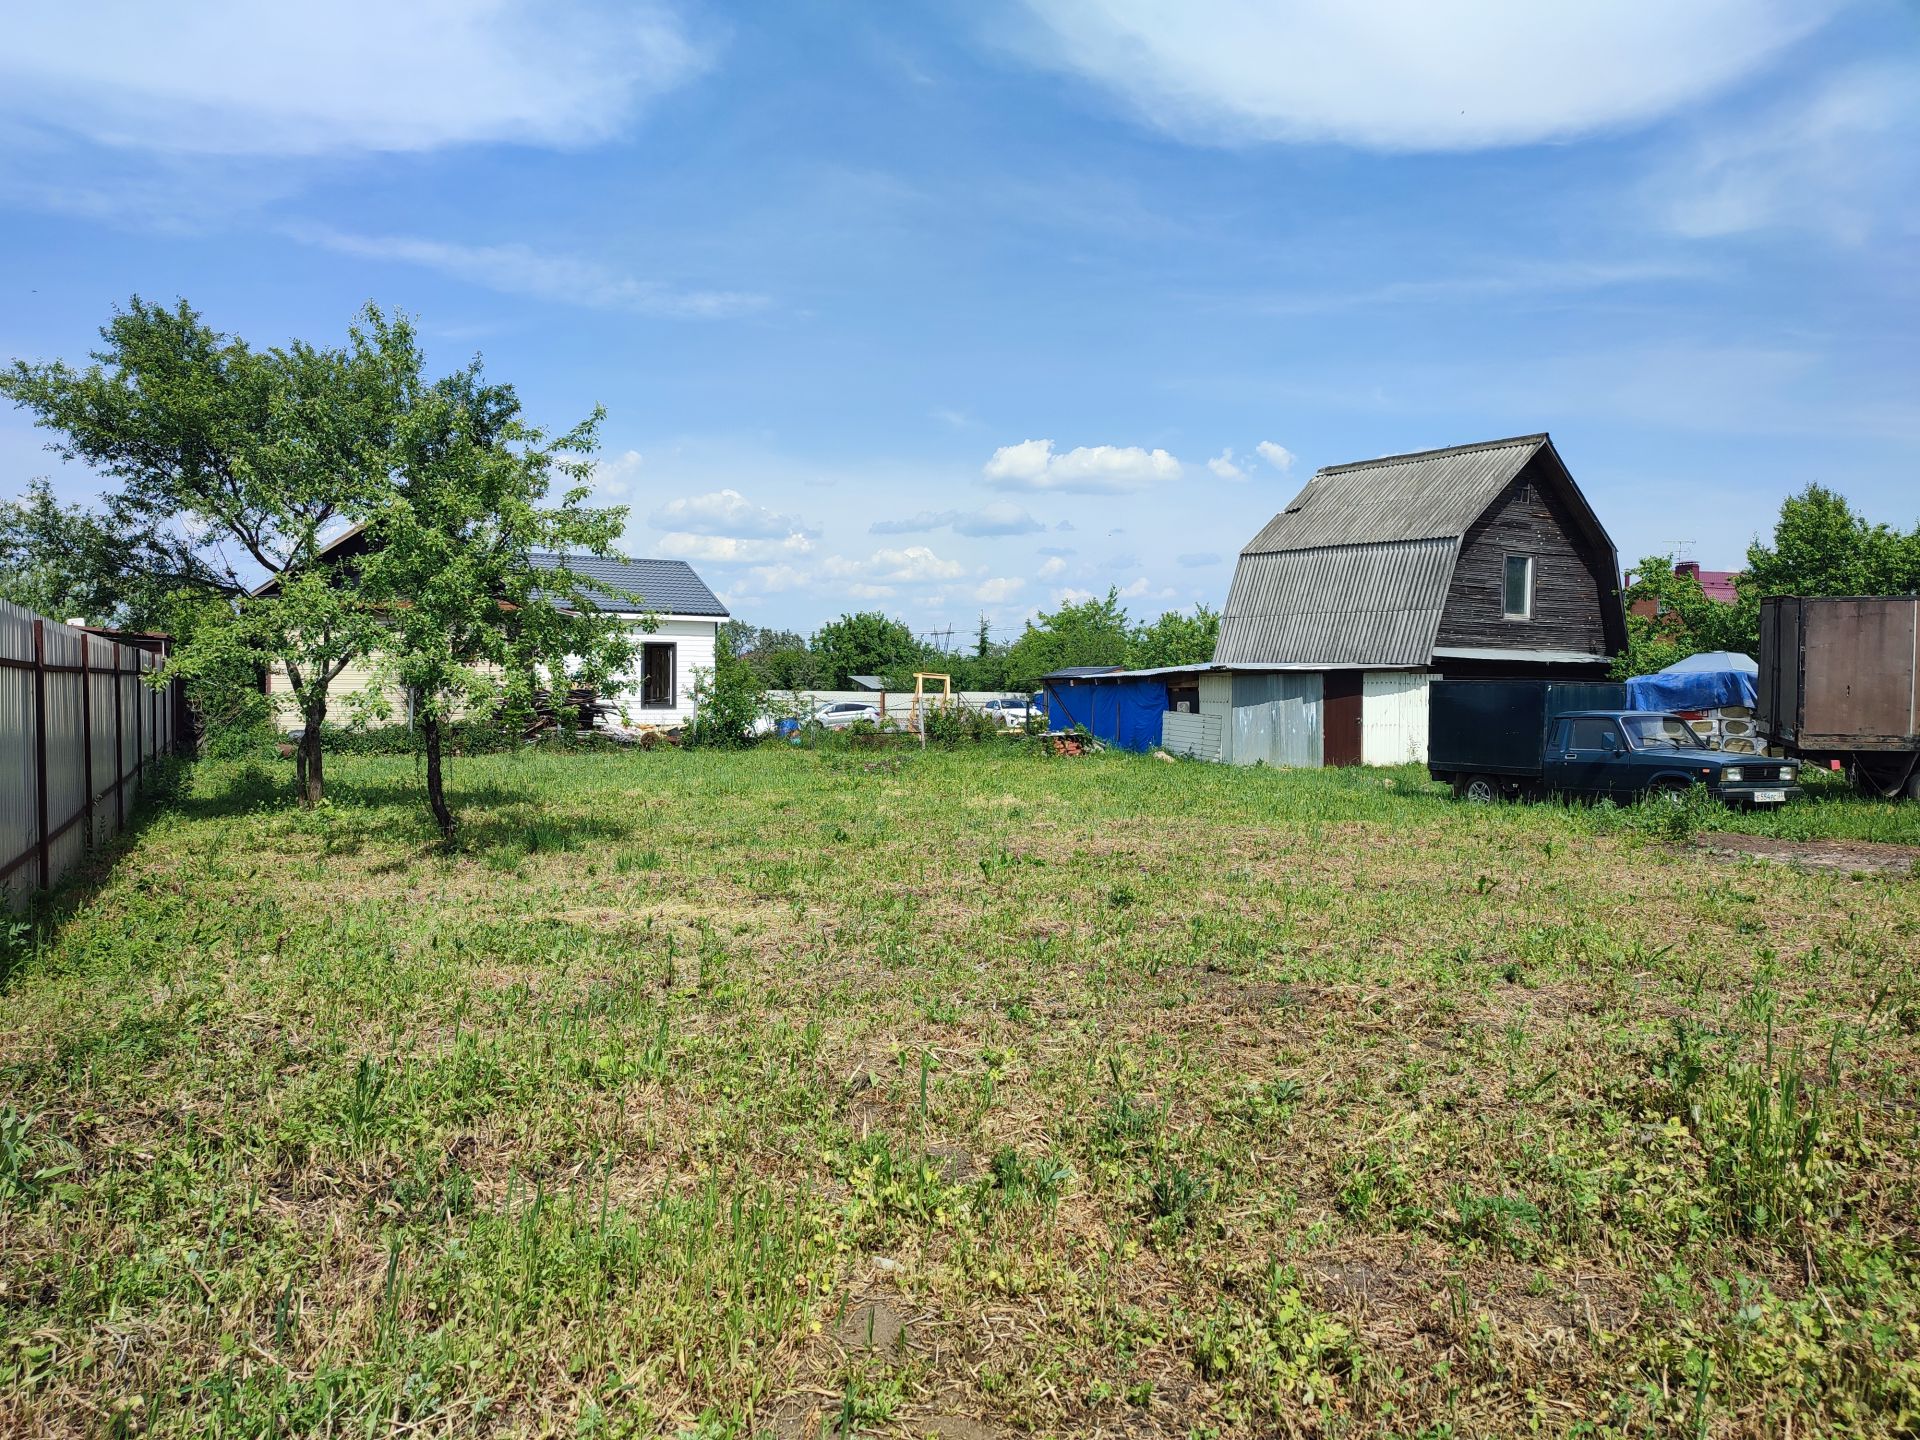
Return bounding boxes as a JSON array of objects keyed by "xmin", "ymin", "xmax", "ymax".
[{"xmin": 2, "ymin": 743, "xmax": 1917, "ymax": 1438}]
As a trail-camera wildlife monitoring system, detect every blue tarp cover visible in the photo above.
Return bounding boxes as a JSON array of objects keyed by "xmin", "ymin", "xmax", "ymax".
[
  {"xmin": 1044, "ymin": 678, "xmax": 1169, "ymax": 752},
  {"xmin": 1625, "ymin": 650, "xmax": 1758, "ymax": 712}
]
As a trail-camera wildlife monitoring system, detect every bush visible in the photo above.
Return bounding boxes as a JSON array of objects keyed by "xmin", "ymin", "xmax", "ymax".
[
  {"xmin": 687, "ymin": 639, "xmax": 764, "ymax": 749},
  {"xmin": 922, "ymin": 704, "xmax": 1001, "ymax": 746}
]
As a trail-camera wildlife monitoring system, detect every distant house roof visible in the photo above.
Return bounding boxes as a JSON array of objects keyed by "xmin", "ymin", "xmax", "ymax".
[
  {"xmin": 1218, "ymin": 434, "xmax": 1620, "ymax": 668},
  {"xmin": 1040, "ymin": 665, "xmax": 1128, "ymax": 681},
  {"xmin": 529, "ymin": 553, "xmax": 728, "ymax": 618},
  {"xmin": 848, "ymin": 674, "xmax": 887, "ymax": 690},
  {"xmin": 1675, "ymin": 561, "xmax": 1740, "ymax": 604}
]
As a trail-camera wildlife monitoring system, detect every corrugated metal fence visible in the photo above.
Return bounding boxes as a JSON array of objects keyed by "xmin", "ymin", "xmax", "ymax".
[{"xmin": 1, "ymin": 600, "xmax": 176, "ymax": 910}]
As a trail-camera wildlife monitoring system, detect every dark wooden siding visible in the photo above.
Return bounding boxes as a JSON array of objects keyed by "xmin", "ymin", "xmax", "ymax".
[{"xmin": 1434, "ymin": 454, "xmax": 1615, "ymax": 655}]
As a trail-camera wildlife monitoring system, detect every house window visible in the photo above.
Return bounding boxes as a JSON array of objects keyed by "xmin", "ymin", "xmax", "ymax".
[
  {"xmin": 1502, "ymin": 554, "xmax": 1534, "ymax": 620},
  {"xmin": 640, "ymin": 643, "xmax": 676, "ymax": 708}
]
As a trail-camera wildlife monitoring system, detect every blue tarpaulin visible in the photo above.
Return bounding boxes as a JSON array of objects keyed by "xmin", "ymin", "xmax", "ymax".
[
  {"xmin": 1625, "ymin": 651, "xmax": 1759, "ymax": 712},
  {"xmin": 1043, "ymin": 677, "xmax": 1169, "ymax": 752}
]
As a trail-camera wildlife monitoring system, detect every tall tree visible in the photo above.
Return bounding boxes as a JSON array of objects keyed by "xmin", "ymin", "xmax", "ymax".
[
  {"xmin": 1742, "ymin": 484, "xmax": 1920, "ymax": 600},
  {"xmin": 1003, "ymin": 589, "xmax": 1132, "ymax": 690},
  {"xmin": 1130, "ymin": 604, "xmax": 1219, "ymax": 669},
  {"xmin": 810, "ymin": 611, "xmax": 927, "ymax": 688},
  {"xmin": 356, "ymin": 327, "xmax": 636, "ymax": 843},
  {"xmin": 1, "ymin": 298, "xmax": 406, "ymax": 802}
]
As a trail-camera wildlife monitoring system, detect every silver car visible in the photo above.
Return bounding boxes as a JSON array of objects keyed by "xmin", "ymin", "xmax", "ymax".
[
  {"xmin": 812, "ymin": 701, "xmax": 882, "ymax": 729},
  {"xmin": 976, "ymin": 697, "xmax": 1036, "ymax": 730}
]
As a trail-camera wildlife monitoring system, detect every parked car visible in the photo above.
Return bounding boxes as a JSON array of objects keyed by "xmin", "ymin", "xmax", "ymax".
[
  {"xmin": 976, "ymin": 697, "xmax": 1036, "ymax": 730},
  {"xmin": 1429, "ymin": 680, "xmax": 1800, "ymax": 806},
  {"xmin": 811, "ymin": 701, "xmax": 882, "ymax": 730}
]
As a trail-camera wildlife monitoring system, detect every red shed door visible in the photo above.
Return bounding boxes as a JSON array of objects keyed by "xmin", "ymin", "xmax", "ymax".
[{"xmin": 1324, "ymin": 671, "xmax": 1363, "ymax": 766}]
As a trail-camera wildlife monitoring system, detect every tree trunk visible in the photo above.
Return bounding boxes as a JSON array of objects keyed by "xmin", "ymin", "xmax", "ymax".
[
  {"xmin": 423, "ymin": 712, "xmax": 456, "ymax": 844},
  {"xmin": 298, "ymin": 716, "xmax": 325, "ymax": 807}
]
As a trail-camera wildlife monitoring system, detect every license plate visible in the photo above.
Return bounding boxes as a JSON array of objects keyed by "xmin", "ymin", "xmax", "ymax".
[{"xmin": 1753, "ymin": 789, "xmax": 1786, "ymax": 803}]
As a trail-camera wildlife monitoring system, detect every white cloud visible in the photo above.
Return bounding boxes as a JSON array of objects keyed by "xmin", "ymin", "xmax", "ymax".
[
  {"xmin": 1017, "ymin": 1, "xmax": 1830, "ymax": 151},
  {"xmin": 1650, "ymin": 64, "xmax": 1920, "ymax": 244},
  {"xmin": 0, "ymin": 0, "xmax": 707, "ymax": 157},
  {"xmin": 655, "ymin": 532, "xmax": 815, "ymax": 565},
  {"xmin": 650, "ymin": 489, "xmax": 811, "ymax": 539},
  {"xmin": 983, "ymin": 438, "xmax": 1181, "ymax": 492},
  {"xmin": 1038, "ymin": 555, "xmax": 1069, "ymax": 579},
  {"xmin": 1118, "ymin": 576, "xmax": 1152, "ymax": 599},
  {"xmin": 1256, "ymin": 441, "xmax": 1296, "ymax": 473},
  {"xmin": 870, "ymin": 502, "xmax": 1045, "ymax": 537},
  {"xmin": 845, "ymin": 582, "xmax": 896, "ymax": 600},
  {"xmin": 826, "ymin": 545, "xmax": 969, "ymax": 586},
  {"xmin": 285, "ymin": 225, "xmax": 765, "ymax": 318},
  {"xmin": 974, "ymin": 577, "xmax": 1026, "ymax": 603},
  {"xmin": 1207, "ymin": 448, "xmax": 1245, "ymax": 480}
]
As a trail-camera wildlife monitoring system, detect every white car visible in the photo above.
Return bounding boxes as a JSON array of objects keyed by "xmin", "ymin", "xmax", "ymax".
[
  {"xmin": 976, "ymin": 697, "xmax": 1036, "ymax": 731},
  {"xmin": 812, "ymin": 701, "xmax": 882, "ymax": 729}
]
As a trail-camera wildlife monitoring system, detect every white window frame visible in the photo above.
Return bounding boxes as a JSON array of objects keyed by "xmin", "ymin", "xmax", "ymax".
[{"xmin": 1502, "ymin": 554, "xmax": 1534, "ymax": 621}]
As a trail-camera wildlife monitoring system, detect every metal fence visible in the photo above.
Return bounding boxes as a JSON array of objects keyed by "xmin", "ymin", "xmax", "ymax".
[{"xmin": 1, "ymin": 600, "xmax": 177, "ymax": 910}]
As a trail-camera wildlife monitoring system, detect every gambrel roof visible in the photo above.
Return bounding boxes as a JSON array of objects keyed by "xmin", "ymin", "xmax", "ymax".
[{"xmin": 1216, "ymin": 434, "xmax": 1618, "ymax": 667}]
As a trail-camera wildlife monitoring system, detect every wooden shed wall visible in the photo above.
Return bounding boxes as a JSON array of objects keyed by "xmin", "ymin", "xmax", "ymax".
[{"xmin": 1435, "ymin": 454, "xmax": 1615, "ymax": 656}]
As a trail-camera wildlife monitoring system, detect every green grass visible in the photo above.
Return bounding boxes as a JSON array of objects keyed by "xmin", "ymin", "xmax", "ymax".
[{"xmin": 1, "ymin": 744, "xmax": 1917, "ymax": 1437}]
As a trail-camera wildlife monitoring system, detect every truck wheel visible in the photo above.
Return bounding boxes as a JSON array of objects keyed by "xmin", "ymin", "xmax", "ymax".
[{"xmin": 1463, "ymin": 775, "xmax": 1500, "ymax": 804}]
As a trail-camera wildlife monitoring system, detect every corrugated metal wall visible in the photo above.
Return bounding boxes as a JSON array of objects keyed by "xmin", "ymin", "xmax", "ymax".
[
  {"xmin": 1361, "ymin": 671, "xmax": 1434, "ymax": 765},
  {"xmin": 1162, "ymin": 711, "xmax": 1224, "ymax": 762},
  {"xmin": 1, "ymin": 601, "xmax": 176, "ymax": 910},
  {"xmin": 1229, "ymin": 672, "xmax": 1323, "ymax": 767}
]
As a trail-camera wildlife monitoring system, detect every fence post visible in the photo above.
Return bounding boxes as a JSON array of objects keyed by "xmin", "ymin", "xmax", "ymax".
[
  {"xmin": 113, "ymin": 646, "xmax": 124, "ymax": 831},
  {"xmin": 80, "ymin": 634, "xmax": 94, "ymax": 849},
  {"xmin": 32, "ymin": 619, "xmax": 49, "ymax": 891},
  {"xmin": 134, "ymin": 653, "xmax": 144, "ymax": 796}
]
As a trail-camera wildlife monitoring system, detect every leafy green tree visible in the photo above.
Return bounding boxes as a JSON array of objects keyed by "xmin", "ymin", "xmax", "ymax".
[
  {"xmin": 690, "ymin": 623, "xmax": 765, "ymax": 749},
  {"xmin": 1614, "ymin": 557, "xmax": 1758, "ymax": 678},
  {"xmin": 726, "ymin": 622, "xmax": 820, "ymax": 690},
  {"xmin": 1130, "ymin": 604, "xmax": 1219, "ymax": 669},
  {"xmin": 1, "ymin": 297, "xmax": 402, "ymax": 801},
  {"xmin": 354, "ymin": 319, "xmax": 636, "ymax": 842},
  {"xmin": 1742, "ymin": 484, "xmax": 1920, "ymax": 600},
  {"xmin": 810, "ymin": 611, "xmax": 927, "ymax": 688},
  {"xmin": 1003, "ymin": 589, "xmax": 1132, "ymax": 691}
]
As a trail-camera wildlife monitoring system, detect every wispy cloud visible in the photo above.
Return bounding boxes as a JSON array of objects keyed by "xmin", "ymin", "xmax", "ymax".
[
  {"xmin": 1247, "ymin": 259, "xmax": 1710, "ymax": 316},
  {"xmin": 1015, "ymin": 0, "xmax": 1831, "ymax": 151},
  {"xmin": 0, "ymin": 0, "xmax": 708, "ymax": 157},
  {"xmin": 650, "ymin": 489, "xmax": 812, "ymax": 539},
  {"xmin": 283, "ymin": 224, "xmax": 767, "ymax": 318},
  {"xmin": 870, "ymin": 502, "xmax": 1045, "ymax": 536}
]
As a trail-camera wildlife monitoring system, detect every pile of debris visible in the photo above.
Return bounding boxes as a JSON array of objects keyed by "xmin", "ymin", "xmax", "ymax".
[{"xmin": 1045, "ymin": 733, "xmax": 1087, "ymax": 757}]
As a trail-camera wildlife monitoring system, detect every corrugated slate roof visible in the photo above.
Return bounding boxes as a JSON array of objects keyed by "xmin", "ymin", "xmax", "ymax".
[
  {"xmin": 1241, "ymin": 435, "xmax": 1546, "ymax": 554},
  {"xmin": 1216, "ymin": 536, "xmax": 1459, "ymax": 667},
  {"xmin": 529, "ymin": 552, "xmax": 728, "ymax": 617}
]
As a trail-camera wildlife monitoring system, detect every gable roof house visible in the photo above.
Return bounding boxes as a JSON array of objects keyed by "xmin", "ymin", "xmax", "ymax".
[{"xmin": 260, "ymin": 529, "xmax": 729, "ymax": 730}]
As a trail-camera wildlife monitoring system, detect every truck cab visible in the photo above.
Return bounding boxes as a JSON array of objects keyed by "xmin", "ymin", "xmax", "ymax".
[{"xmin": 1542, "ymin": 710, "xmax": 1800, "ymax": 806}]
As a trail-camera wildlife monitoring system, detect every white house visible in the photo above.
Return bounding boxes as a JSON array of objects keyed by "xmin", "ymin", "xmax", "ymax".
[
  {"xmin": 532, "ymin": 553, "xmax": 729, "ymax": 728},
  {"xmin": 262, "ymin": 535, "xmax": 728, "ymax": 731}
]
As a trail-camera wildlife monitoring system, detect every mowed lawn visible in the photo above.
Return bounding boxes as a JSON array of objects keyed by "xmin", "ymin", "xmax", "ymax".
[{"xmin": 2, "ymin": 744, "xmax": 1917, "ymax": 1439}]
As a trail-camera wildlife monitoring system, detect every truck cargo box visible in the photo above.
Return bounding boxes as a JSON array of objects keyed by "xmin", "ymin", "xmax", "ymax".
[
  {"xmin": 1429, "ymin": 679, "xmax": 1627, "ymax": 777},
  {"xmin": 1759, "ymin": 596, "xmax": 1920, "ymax": 753}
]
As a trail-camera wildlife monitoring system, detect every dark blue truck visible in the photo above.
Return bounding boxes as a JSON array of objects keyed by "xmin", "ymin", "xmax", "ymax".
[{"xmin": 1428, "ymin": 679, "xmax": 1801, "ymax": 806}]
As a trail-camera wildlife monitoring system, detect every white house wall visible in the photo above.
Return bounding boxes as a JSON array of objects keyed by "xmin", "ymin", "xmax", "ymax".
[
  {"xmin": 1361, "ymin": 671, "xmax": 1433, "ymax": 765},
  {"xmin": 601, "ymin": 615, "xmax": 717, "ymax": 728}
]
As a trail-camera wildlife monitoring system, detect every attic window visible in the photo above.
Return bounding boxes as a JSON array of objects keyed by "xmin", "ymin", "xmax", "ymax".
[{"xmin": 1503, "ymin": 554, "xmax": 1534, "ymax": 621}]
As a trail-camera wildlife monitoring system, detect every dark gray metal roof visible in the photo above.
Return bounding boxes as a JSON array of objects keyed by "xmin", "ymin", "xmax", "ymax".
[
  {"xmin": 1241, "ymin": 435, "xmax": 1546, "ymax": 554},
  {"xmin": 529, "ymin": 552, "xmax": 728, "ymax": 617},
  {"xmin": 848, "ymin": 675, "xmax": 887, "ymax": 690},
  {"xmin": 1430, "ymin": 646, "xmax": 1613, "ymax": 665},
  {"xmin": 1041, "ymin": 665, "xmax": 1128, "ymax": 680}
]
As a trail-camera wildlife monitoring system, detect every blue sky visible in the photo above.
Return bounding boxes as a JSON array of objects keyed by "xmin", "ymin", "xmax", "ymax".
[{"xmin": 3, "ymin": 1, "xmax": 1917, "ymax": 643}]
